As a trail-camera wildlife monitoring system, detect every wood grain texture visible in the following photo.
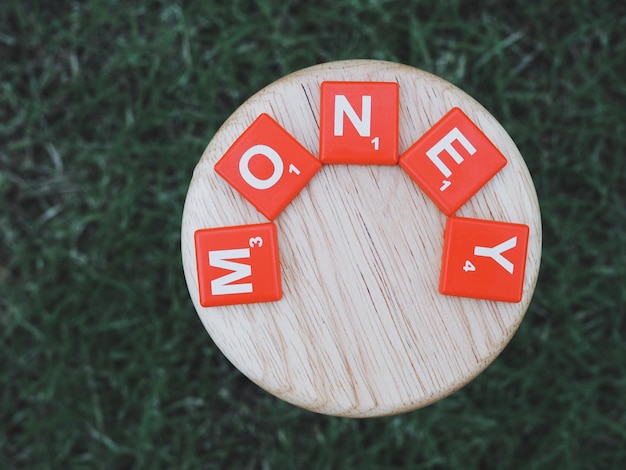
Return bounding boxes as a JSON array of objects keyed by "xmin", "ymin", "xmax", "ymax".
[{"xmin": 181, "ymin": 60, "xmax": 542, "ymax": 417}]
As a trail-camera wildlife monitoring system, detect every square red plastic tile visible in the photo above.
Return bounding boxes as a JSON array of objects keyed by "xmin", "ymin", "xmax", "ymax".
[
  {"xmin": 194, "ymin": 223, "xmax": 282, "ymax": 307},
  {"xmin": 319, "ymin": 81, "xmax": 399, "ymax": 165},
  {"xmin": 214, "ymin": 114, "xmax": 321, "ymax": 220},
  {"xmin": 439, "ymin": 216, "xmax": 530, "ymax": 303},
  {"xmin": 399, "ymin": 107, "xmax": 507, "ymax": 215}
]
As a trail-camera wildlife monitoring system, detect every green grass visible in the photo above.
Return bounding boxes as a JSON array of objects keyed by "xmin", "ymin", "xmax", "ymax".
[{"xmin": 2, "ymin": 0, "xmax": 625, "ymax": 468}]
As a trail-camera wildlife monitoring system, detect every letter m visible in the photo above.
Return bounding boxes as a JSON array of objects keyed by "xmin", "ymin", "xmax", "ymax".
[{"xmin": 208, "ymin": 248, "xmax": 253, "ymax": 295}]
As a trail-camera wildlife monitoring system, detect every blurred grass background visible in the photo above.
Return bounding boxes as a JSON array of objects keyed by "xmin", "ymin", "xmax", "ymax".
[{"xmin": 1, "ymin": 0, "xmax": 625, "ymax": 468}]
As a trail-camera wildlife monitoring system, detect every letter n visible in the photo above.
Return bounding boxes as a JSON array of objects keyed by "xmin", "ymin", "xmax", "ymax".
[{"xmin": 334, "ymin": 95, "xmax": 372, "ymax": 137}]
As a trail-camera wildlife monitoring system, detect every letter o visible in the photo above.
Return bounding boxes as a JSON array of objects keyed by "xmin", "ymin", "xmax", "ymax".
[{"xmin": 239, "ymin": 144, "xmax": 284, "ymax": 190}]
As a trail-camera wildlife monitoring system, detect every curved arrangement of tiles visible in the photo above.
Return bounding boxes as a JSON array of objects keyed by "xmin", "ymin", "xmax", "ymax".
[
  {"xmin": 182, "ymin": 61, "xmax": 542, "ymax": 416},
  {"xmin": 193, "ymin": 81, "xmax": 530, "ymax": 308}
]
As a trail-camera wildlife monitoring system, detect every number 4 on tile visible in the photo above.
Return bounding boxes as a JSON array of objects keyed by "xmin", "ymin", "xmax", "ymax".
[{"xmin": 463, "ymin": 260, "xmax": 476, "ymax": 272}]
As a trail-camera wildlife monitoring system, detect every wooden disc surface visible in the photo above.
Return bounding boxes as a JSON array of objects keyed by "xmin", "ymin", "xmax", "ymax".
[{"xmin": 181, "ymin": 60, "xmax": 541, "ymax": 417}]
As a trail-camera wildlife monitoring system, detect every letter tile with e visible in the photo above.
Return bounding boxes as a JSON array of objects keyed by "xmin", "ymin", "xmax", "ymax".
[{"xmin": 399, "ymin": 107, "xmax": 507, "ymax": 215}]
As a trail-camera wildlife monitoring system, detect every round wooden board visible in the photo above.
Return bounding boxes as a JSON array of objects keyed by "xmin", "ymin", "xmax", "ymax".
[{"xmin": 181, "ymin": 60, "xmax": 541, "ymax": 417}]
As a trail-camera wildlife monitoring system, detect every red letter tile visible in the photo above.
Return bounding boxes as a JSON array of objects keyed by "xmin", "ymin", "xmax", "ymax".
[
  {"xmin": 195, "ymin": 223, "xmax": 282, "ymax": 307},
  {"xmin": 214, "ymin": 114, "xmax": 321, "ymax": 220},
  {"xmin": 399, "ymin": 107, "xmax": 507, "ymax": 215},
  {"xmin": 320, "ymin": 81, "xmax": 399, "ymax": 165},
  {"xmin": 439, "ymin": 217, "xmax": 530, "ymax": 303}
]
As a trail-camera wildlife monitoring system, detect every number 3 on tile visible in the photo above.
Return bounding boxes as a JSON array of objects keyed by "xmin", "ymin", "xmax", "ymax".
[
  {"xmin": 249, "ymin": 236, "xmax": 263, "ymax": 248},
  {"xmin": 463, "ymin": 260, "xmax": 476, "ymax": 272}
]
